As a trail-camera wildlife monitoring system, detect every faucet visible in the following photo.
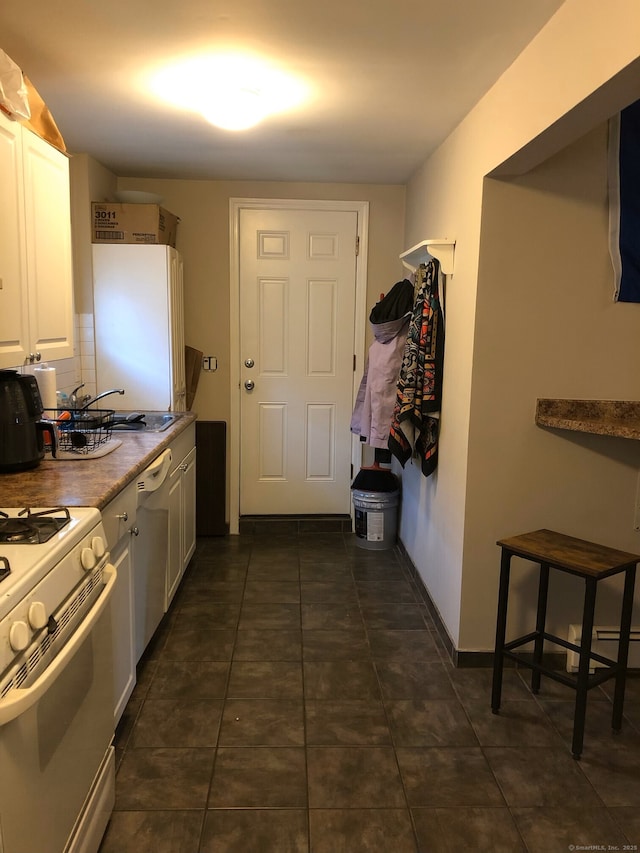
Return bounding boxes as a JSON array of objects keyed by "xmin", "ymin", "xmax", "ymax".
[
  {"xmin": 69, "ymin": 382, "xmax": 87, "ymax": 409},
  {"xmin": 79, "ymin": 388, "xmax": 125, "ymax": 410}
]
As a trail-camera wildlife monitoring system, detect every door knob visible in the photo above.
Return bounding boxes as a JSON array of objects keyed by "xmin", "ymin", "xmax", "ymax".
[
  {"xmin": 244, "ymin": 358, "xmax": 255, "ymax": 368},
  {"xmin": 244, "ymin": 379, "xmax": 255, "ymax": 391}
]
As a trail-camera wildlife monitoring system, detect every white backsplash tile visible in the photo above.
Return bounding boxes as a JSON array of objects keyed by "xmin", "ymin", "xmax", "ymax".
[{"xmin": 8, "ymin": 314, "xmax": 98, "ymax": 402}]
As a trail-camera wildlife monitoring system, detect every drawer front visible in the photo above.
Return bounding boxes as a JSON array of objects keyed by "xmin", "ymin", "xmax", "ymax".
[
  {"xmin": 170, "ymin": 421, "xmax": 196, "ymax": 472},
  {"xmin": 102, "ymin": 482, "xmax": 137, "ymax": 549}
]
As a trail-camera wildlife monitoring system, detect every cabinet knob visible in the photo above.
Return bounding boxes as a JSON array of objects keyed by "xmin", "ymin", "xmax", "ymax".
[
  {"xmin": 130, "ymin": 526, "xmax": 139, "ymax": 537},
  {"xmin": 116, "ymin": 511, "xmax": 128, "ymax": 522},
  {"xmin": 28, "ymin": 351, "xmax": 42, "ymax": 364}
]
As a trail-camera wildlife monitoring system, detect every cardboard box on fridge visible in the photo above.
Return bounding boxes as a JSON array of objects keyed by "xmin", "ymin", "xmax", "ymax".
[{"xmin": 91, "ymin": 202, "xmax": 179, "ymax": 246}]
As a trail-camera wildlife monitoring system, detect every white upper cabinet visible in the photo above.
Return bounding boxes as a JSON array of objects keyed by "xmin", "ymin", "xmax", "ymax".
[
  {"xmin": 0, "ymin": 113, "xmax": 29, "ymax": 367},
  {"xmin": 0, "ymin": 112, "xmax": 74, "ymax": 369}
]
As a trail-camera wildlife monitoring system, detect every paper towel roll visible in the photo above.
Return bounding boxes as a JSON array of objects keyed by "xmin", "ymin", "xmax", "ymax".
[{"xmin": 33, "ymin": 364, "xmax": 57, "ymax": 412}]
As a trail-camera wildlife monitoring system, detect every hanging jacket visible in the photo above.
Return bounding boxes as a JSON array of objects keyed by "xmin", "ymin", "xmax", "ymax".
[
  {"xmin": 388, "ymin": 259, "xmax": 444, "ymax": 476},
  {"xmin": 351, "ymin": 278, "xmax": 414, "ymax": 449}
]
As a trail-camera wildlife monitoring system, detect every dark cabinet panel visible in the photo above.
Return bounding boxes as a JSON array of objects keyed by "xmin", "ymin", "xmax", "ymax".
[{"xmin": 195, "ymin": 421, "xmax": 227, "ymax": 535}]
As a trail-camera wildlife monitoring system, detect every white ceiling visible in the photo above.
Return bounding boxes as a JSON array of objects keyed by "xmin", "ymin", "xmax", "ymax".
[{"xmin": 0, "ymin": 0, "xmax": 564, "ymax": 184}]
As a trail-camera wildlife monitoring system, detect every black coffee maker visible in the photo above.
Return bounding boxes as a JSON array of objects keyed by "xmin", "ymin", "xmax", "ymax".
[{"xmin": 0, "ymin": 370, "xmax": 54, "ymax": 472}]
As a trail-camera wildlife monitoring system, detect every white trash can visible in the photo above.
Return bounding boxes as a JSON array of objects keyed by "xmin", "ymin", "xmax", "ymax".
[{"xmin": 352, "ymin": 488, "xmax": 399, "ymax": 550}]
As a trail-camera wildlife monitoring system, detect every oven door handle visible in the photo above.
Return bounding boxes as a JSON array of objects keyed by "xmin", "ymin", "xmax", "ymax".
[{"xmin": 0, "ymin": 563, "xmax": 117, "ymax": 727}]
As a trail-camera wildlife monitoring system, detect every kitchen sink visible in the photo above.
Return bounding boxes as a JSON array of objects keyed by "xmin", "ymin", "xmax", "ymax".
[
  {"xmin": 140, "ymin": 413, "xmax": 178, "ymax": 432},
  {"xmin": 110, "ymin": 412, "xmax": 179, "ymax": 432}
]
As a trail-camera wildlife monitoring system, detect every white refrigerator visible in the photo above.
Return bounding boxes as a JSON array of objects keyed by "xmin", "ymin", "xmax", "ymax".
[{"xmin": 92, "ymin": 244, "xmax": 186, "ymax": 411}]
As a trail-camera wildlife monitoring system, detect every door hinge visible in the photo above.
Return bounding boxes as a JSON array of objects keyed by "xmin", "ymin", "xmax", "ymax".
[{"xmin": 355, "ymin": 235, "xmax": 360, "ymax": 256}]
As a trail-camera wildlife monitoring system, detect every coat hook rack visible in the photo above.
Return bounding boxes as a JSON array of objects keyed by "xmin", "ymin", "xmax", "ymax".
[{"xmin": 400, "ymin": 239, "xmax": 455, "ymax": 276}]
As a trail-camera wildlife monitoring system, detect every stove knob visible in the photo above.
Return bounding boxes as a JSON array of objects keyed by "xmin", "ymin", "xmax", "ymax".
[
  {"xmin": 28, "ymin": 601, "xmax": 48, "ymax": 630},
  {"xmin": 91, "ymin": 536, "xmax": 106, "ymax": 559},
  {"xmin": 81, "ymin": 547, "xmax": 97, "ymax": 570},
  {"xmin": 9, "ymin": 621, "xmax": 30, "ymax": 652}
]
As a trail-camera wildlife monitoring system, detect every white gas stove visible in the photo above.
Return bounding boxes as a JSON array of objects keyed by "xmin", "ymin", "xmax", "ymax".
[
  {"xmin": 0, "ymin": 506, "xmax": 107, "ymax": 677},
  {"xmin": 0, "ymin": 505, "xmax": 116, "ymax": 853}
]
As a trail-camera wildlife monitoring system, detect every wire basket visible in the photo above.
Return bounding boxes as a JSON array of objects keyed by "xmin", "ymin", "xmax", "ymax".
[{"xmin": 43, "ymin": 409, "xmax": 115, "ymax": 454}]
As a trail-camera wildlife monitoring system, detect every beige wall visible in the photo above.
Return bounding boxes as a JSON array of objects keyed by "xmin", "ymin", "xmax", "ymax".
[
  {"xmin": 72, "ymin": 167, "xmax": 405, "ymax": 523},
  {"xmin": 465, "ymin": 125, "xmax": 640, "ymax": 650},
  {"xmin": 70, "ymin": 154, "xmax": 116, "ymax": 315},
  {"xmin": 402, "ymin": 0, "xmax": 640, "ymax": 650},
  {"xmin": 69, "ymin": 0, "xmax": 640, "ymax": 654},
  {"xmin": 112, "ymin": 178, "xmax": 406, "ymax": 426}
]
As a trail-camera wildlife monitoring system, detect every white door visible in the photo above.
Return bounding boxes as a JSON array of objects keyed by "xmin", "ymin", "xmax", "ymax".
[{"xmin": 239, "ymin": 207, "xmax": 359, "ymax": 515}]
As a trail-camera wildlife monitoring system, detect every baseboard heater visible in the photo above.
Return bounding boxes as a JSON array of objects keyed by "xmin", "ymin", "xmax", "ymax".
[{"xmin": 566, "ymin": 624, "xmax": 640, "ymax": 672}]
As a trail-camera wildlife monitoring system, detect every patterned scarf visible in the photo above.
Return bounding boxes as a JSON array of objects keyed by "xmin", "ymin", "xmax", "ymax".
[{"xmin": 388, "ymin": 259, "xmax": 444, "ymax": 477}]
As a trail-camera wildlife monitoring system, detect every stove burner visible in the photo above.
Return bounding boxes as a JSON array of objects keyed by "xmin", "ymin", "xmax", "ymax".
[
  {"xmin": 0, "ymin": 519, "xmax": 35, "ymax": 543},
  {"xmin": 0, "ymin": 508, "xmax": 72, "ymax": 544}
]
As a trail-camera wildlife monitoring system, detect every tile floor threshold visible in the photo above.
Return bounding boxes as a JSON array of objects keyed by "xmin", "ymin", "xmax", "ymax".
[
  {"xmin": 240, "ymin": 515, "xmax": 353, "ymax": 535},
  {"xmin": 99, "ymin": 531, "xmax": 640, "ymax": 853}
]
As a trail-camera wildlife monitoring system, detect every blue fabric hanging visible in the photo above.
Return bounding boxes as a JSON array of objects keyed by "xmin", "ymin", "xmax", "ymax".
[{"xmin": 609, "ymin": 98, "xmax": 640, "ymax": 303}]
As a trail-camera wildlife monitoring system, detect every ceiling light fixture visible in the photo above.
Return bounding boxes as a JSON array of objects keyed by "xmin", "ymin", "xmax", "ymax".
[
  {"xmin": 148, "ymin": 54, "xmax": 308, "ymax": 131},
  {"xmin": 201, "ymin": 84, "xmax": 267, "ymax": 131}
]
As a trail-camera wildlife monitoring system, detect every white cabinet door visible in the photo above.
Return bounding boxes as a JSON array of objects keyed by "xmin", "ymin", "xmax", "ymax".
[
  {"xmin": 22, "ymin": 128, "xmax": 74, "ymax": 363},
  {"xmin": 166, "ymin": 462, "xmax": 183, "ymax": 610},
  {"xmin": 110, "ymin": 535, "xmax": 136, "ymax": 725},
  {"xmin": 181, "ymin": 446, "xmax": 197, "ymax": 571},
  {"xmin": 0, "ymin": 114, "xmax": 74, "ymax": 368},
  {"xmin": 102, "ymin": 482, "xmax": 138, "ymax": 725},
  {"xmin": 165, "ymin": 425, "xmax": 196, "ymax": 610},
  {"xmin": 0, "ymin": 114, "xmax": 29, "ymax": 367}
]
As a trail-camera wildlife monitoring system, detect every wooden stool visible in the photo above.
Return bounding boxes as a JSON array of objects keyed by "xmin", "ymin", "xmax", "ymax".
[{"xmin": 491, "ymin": 529, "xmax": 639, "ymax": 759}]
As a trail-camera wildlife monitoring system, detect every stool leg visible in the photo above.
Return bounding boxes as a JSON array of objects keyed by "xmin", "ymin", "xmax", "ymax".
[
  {"xmin": 612, "ymin": 564, "xmax": 637, "ymax": 732},
  {"xmin": 492, "ymin": 548, "xmax": 512, "ymax": 714},
  {"xmin": 572, "ymin": 577, "xmax": 597, "ymax": 759},
  {"xmin": 531, "ymin": 562, "xmax": 550, "ymax": 694}
]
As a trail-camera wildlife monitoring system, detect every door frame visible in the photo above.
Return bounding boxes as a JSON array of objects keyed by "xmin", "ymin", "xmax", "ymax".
[{"xmin": 229, "ymin": 197, "xmax": 370, "ymax": 534}]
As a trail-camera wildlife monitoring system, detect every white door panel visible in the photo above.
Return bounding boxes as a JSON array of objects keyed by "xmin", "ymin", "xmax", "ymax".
[
  {"xmin": 240, "ymin": 207, "xmax": 358, "ymax": 515},
  {"xmin": 306, "ymin": 404, "xmax": 335, "ymax": 478},
  {"xmin": 259, "ymin": 403, "xmax": 287, "ymax": 479}
]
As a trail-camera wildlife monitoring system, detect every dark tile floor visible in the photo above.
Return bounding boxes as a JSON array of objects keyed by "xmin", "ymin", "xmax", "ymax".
[{"xmin": 99, "ymin": 527, "xmax": 640, "ymax": 853}]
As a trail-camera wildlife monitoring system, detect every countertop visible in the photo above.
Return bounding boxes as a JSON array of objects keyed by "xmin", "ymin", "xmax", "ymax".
[
  {"xmin": 535, "ymin": 399, "xmax": 640, "ymax": 440},
  {"xmin": 0, "ymin": 412, "xmax": 197, "ymax": 510}
]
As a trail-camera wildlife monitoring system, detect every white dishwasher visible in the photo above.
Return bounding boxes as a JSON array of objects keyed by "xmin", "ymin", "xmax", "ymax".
[{"xmin": 134, "ymin": 448, "xmax": 172, "ymax": 662}]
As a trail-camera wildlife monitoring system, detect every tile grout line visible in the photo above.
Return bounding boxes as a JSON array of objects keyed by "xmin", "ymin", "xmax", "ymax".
[
  {"xmin": 354, "ymin": 539, "xmax": 424, "ymax": 851},
  {"xmin": 195, "ymin": 537, "xmax": 251, "ymax": 843}
]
